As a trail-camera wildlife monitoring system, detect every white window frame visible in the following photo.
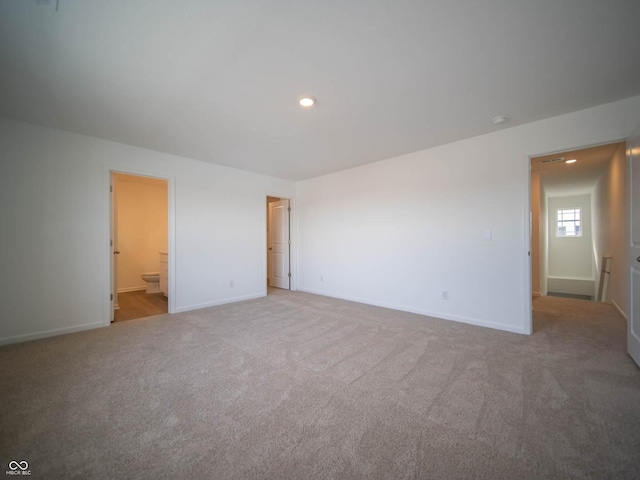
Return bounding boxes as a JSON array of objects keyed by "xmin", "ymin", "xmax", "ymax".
[{"xmin": 556, "ymin": 207, "xmax": 582, "ymax": 237}]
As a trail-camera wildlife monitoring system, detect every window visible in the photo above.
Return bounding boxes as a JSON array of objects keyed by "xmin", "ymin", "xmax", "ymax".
[{"xmin": 557, "ymin": 208, "xmax": 581, "ymax": 237}]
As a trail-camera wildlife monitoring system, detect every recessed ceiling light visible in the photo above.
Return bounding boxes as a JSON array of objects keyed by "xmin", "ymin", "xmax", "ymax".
[
  {"xmin": 298, "ymin": 96, "xmax": 316, "ymax": 107},
  {"xmin": 565, "ymin": 159, "xmax": 577, "ymax": 164},
  {"xmin": 492, "ymin": 115, "xmax": 508, "ymax": 125}
]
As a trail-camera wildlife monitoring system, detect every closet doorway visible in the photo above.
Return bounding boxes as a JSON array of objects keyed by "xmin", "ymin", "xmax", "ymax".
[{"xmin": 266, "ymin": 196, "xmax": 291, "ymax": 292}]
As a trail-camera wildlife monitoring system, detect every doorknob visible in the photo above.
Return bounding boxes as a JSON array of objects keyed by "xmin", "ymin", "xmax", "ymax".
[
  {"xmin": 637, "ymin": 256, "xmax": 640, "ymax": 262},
  {"xmin": 114, "ymin": 250, "xmax": 120, "ymax": 255},
  {"xmin": 269, "ymin": 247, "xmax": 272, "ymax": 250}
]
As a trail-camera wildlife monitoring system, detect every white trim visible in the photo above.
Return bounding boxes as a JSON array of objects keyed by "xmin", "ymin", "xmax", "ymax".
[
  {"xmin": 173, "ymin": 292, "xmax": 265, "ymax": 313},
  {"xmin": 628, "ymin": 133, "xmax": 640, "ymax": 367},
  {"xmin": 532, "ymin": 291, "xmax": 542, "ymax": 297},
  {"xmin": 117, "ymin": 286, "xmax": 147, "ymax": 293},
  {"xmin": 523, "ymin": 153, "xmax": 533, "ymax": 335},
  {"xmin": 612, "ymin": 299, "xmax": 628, "ymax": 322},
  {"xmin": 167, "ymin": 177, "xmax": 176, "ymax": 313},
  {"xmin": 0, "ymin": 322, "xmax": 106, "ymax": 347},
  {"xmin": 546, "ymin": 275, "xmax": 595, "ymax": 281},
  {"xmin": 297, "ymin": 288, "xmax": 528, "ymax": 335}
]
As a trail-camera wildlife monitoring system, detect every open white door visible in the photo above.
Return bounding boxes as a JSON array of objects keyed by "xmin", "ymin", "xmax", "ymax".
[
  {"xmin": 268, "ymin": 199, "xmax": 290, "ymax": 289},
  {"xmin": 628, "ymin": 134, "xmax": 640, "ymax": 367}
]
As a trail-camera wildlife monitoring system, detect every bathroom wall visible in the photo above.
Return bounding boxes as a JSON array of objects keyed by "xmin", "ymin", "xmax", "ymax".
[{"xmin": 115, "ymin": 173, "xmax": 168, "ymax": 292}]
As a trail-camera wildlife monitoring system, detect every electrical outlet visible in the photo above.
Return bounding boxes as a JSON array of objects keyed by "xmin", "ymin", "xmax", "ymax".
[
  {"xmin": 320, "ymin": 275, "xmax": 324, "ymax": 282},
  {"xmin": 229, "ymin": 280, "xmax": 234, "ymax": 288},
  {"xmin": 442, "ymin": 291, "xmax": 449, "ymax": 300}
]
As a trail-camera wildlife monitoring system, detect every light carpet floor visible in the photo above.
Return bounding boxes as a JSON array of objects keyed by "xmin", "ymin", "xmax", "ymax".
[{"xmin": 1, "ymin": 292, "xmax": 639, "ymax": 479}]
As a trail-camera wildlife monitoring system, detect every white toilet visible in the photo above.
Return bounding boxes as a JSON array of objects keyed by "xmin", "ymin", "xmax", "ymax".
[{"xmin": 141, "ymin": 272, "xmax": 161, "ymax": 294}]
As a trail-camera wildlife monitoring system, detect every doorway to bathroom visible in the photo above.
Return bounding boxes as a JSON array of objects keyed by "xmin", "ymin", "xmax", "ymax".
[
  {"xmin": 111, "ymin": 172, "xmax": 169, "ymax": 322},
  {"xmin": 267, "ymin": 196, "xmax": 291, "ymax": 293}
]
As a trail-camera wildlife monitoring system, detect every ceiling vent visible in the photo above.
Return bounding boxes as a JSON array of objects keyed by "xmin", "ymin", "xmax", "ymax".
[{"xmin": 540, "ymin": 157, "xmax": 565, "ymax": 164}]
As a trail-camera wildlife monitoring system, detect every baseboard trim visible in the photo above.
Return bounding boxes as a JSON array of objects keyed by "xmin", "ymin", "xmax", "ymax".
[
  {"xmin": 174, "ymin": 292, "xmax": 265, "ymax": 314},
  {"xmin": 611, "ymin": 299, "xmax": 628, "ymax": 322},
  {"xmin": 546, "ymin": 275, "xmax": 595, "ymax": 281},
  {"xmin": 117, "ymin": 286, "xmax": 146, "ymax": 293},
  {"xmin": 0, "ymin": 322, "xmax": 106, "ymax": 347},
  {"xmin": 532, "ymin": 291, "xmax": 542, "ymax": 297},
  {"xmin": 296, "ymin": 288, "xmax": 527, "ymax": 335}
]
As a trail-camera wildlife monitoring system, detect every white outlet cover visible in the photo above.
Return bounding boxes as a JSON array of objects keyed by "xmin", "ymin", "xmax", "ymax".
[{"xmin": 483, "ymin": 230, "xmax": 492, "ymax": 240}]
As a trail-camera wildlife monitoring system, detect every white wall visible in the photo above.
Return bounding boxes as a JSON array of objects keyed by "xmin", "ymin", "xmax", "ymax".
[
  {"xmin": 547, "ymin": 194, "xmax": 593, "ymax": 282},
  {"xmin": 592, "ymin": 143, "xmax": 628, "ymax": 314},
  {"xmin": 114, "ymin": 174, "xmax": 168, "ymax": 291},
  {"xmin": 0, "ymin": 118, "xmax": 295, "ymax": 345},
  {"xmin": 296, "ymin": 95, "xmax": 640, "ymax": 334},
  {"xmin": 530, "ymin": 169, "xmax": 550, "ymax": 297},
  {"xmin": 541, "ymin": 185, "xmax": 549, "ymax": 296}
]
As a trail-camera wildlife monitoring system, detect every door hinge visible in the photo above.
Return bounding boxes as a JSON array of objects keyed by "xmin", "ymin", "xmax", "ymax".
[
  {"xmin": 288, "ymin": 239, "xmax": 291, "ymax": 245},
  {"xmin": 110, "ymin": 294, "xmax": 113, "ymax": 301},
  {"xmin": 288, "ymin": 272, "xmax": 291, "ymax": 278},
  {"xmin": 288, "ymin": 206, "xmax": 291, "ymax": 212},
  {"xmin": 110, "ymin": 185, "xmax": 113, "ymax": 193},
  {"xmin": 110, "ymin": 239, "xmax": 113, "ymax": 247}
]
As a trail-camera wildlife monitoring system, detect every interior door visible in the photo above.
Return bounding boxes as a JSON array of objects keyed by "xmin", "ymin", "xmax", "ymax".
[
  {"xmin": 628, "ymin": 134, "xmax": 640, "ymax": 367},
  {"xmin": 268, "ymin": 199, "xmax": 290, "ymax": 289}
]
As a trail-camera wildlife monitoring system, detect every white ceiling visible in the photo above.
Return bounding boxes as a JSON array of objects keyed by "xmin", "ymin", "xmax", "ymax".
[
  {"xmin": 531, "ymin": 142, "xmax": 623, "ymax": 197},
  {"xmin": 1, "ymin": 1, "xmax": 639, "ymax": 181}
]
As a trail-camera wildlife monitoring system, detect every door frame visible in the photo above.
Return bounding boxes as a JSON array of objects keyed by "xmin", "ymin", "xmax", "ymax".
[
  {"xmin": 265, "ymin": 193, "xmax": 296, "ymax": 294},
  {"xmin": 525, "ymin": 137, "xmax": 628, "ymax": 334},
  {"xmin": 105, "ymin": 166, "xmax": 176, "ymax": 326},
  {"xmin": 626, "ymin": 135, "xmax": 640, "ymax": 366},
  {"xmin": 111, "ymin": 174, "xmax": 119, "ymax": 317}
]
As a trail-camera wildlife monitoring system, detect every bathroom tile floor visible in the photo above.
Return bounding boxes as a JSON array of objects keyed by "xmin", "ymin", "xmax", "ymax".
[{"xmin": 114, "ymin": 290, "xmax": 168, "ymax": 322}]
